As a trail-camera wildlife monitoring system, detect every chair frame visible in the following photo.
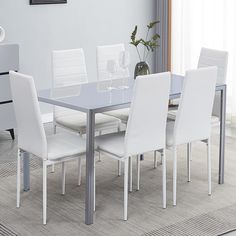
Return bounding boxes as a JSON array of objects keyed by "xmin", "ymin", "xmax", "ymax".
[
  {"xmin": 96, "ymin": 73, "xmax": 171, "ymax": 220},
  {"xmin": 17, "ymin": 148, "xmax": 85, "ymax": 225},
  {"xmin": 167, "ymin": 67, "xmax": 217, "ymax": 205}
]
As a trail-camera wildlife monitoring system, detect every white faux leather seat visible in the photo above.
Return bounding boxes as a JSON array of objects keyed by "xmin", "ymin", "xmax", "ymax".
[
  {"xmin": 96, "ymin": 44, "xmax": 130, "ymax": 125},
  {"xmin": 46, "ymin": 132, "xmax": 86, "ymax": 160},
  {"xmin": 168, "ymin": 48, "xmax": 228, "ymax": 126},
  {"xmin": 10, "ymin": 71, "xmax": 86, "ymax": 225},
  {"xmin": 56, "ymin": 112, "xmax": 121, "ymax": 134},
  {"xmin": 169, "ymin": 110, "xmax": 220, "ymax": 127},
  {"xmin": 96, "ymin": 72, "xmax": 171, "ymax": 220},
  {"xmin": 96, "ymin": 131, "xmax": 126, "ymax": 157},
  {"xmin": 102, "ymin": 108, "xmax": 129, "ymax": 124},
  {"xmin": 166, "ymin": 67, "xmax": 217, "ymax": 206}
]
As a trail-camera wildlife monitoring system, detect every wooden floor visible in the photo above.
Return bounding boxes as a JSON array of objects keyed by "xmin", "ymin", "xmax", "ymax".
[{"xmin": 0, "ymin": 124, "xmax": 236, "ymax": 236}]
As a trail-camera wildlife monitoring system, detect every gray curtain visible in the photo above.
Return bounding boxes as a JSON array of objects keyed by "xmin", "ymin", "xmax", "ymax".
[{"xmin": 156, "ymin": 0, "xmax": 170, "ymax": 72}]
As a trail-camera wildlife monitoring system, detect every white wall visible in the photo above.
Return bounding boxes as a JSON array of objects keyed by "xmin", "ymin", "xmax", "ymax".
[{"xmin": 0, "ymin": 0, "xmax": 156, "ymax": 113}]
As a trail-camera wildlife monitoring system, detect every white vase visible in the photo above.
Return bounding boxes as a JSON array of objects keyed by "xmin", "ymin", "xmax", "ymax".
[{"xmin": 0, "ymin": 26, "xmax": 6, "ymax": 43}]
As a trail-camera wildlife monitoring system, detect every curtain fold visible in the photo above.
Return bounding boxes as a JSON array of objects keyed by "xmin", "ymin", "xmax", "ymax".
[
  {"xmin": 171, "ymin": 0, "xmax": 236, "ymax": 124},
  {"xmin": 156, "ymin": 0, "xmax": 170, "ymax": 72}
]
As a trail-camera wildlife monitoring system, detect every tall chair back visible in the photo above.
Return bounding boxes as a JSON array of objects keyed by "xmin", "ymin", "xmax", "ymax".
[
  {"xmin": 174, "ymin": 67, "xmax": 217, "ymax": 145},
  {"xmin": 52, "ymin": 48, "xmax": 88, "ymax": 119},
  {"xmin": 52, "ymin": 48, "xmax": 88, "ymax": 87},
  {"xmin": 124, "ymin": 72, "xmax": 171, "ymax": 156},
  {"xmin": 96, "ymin": 44, "xmax": 130, "ymax": 81},
  {"xmin": 198, "ymin": 48, "xmax": 228, "ymax": 117},
  {"xmin": 10, "ymin": 71, "xmax": 47, "ymax": 159},
  {"xmin": 198, "ymin": 48, "xmax": 228, "ymax": 84}
]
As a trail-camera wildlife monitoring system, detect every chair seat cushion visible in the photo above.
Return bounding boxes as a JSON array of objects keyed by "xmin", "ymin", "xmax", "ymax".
[
  {"xmin": 166, "ymin": 115, "xmax": 219, "ymax": 147},
  {"xmin": 56, "ymin": 112, "xmax": 120, "ymax": 134},
  {"xmin": 47, "ymin": 132, "xmax": 86, "ymax": 160},
  {"xmin": 95, "ymin": 131, "xmax": 126, "ymax": 158},
  {"xmin": 103, "ymin": 108, "xmax": 130, "ymax": 124},
  {"xmin": 168, "ymin": 110, "xmax": 220, "ymax": 126}
]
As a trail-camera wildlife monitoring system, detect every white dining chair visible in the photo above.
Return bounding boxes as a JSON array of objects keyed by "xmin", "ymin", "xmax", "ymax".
[
  {"xmin": 168, "ymin": 47, "xmax": 228, "ymax": 126},
  {"xmin": 52, "ymin": 48, "xmax": 121, "ymax": 173},
  {"xmin": 96, "ymin": 44, "xmax": 131, "ymax": 175},
  {"xmin": 96, "ymin": 44, "xmax": 130, "ymax": 125},
  {"xmin": 52, "ymin": 48, "xmax": 121, "ymax": 136},
  {"xmin": 166, "ymin": 67, "xmax": 217, "ymax": 206},
  {"xmin": 198, "ymin": 48, "xmax": 228, "ymax": 125},
  {"xmin": 10, "ymin": 71, "xmax": 87, "ymax": 225},
  {"xmin": 96, "ymin": 72, "xmax": 171, "ymax": 220}
]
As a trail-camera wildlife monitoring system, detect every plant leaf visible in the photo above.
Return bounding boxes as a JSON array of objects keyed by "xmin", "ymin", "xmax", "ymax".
[
  {"xmin": 131, "ymin": 25, "xmax": 138, "ymax": 43},
  {"xmin": 149, "ymin": 41, "xmax": 159, "ymax": 51},
  {"xmin": 140, "ymin": 39, "xmax": 151, "ymax": 51},
  {"xmin": 130, "ymin": 39, "xmax": 142, "ymax": 47},
  {"xmin": 147, "ymin": 20, "xmax": 160, "ymax": 29},
  {"xmin": 152, "ymin": 33, "xmax": 160, "ymax": 41}
]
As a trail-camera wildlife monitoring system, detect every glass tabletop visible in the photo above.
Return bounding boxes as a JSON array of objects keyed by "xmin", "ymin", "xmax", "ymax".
[{"xmin": 37, "ymin": 74, "xmax": 224, "ymax": 113}]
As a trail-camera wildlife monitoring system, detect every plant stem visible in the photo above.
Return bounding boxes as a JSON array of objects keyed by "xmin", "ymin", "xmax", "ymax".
[
  {"xmin": 145, "ymin": 50, "xmax": 150, "ymax": 61},
  {"xmin": 143, "ymin": 28, "xmax": 150, "ymax": 60},
  {"xmin": 136, "ymin": 46, "xmax": 142, "ymax": 61}
]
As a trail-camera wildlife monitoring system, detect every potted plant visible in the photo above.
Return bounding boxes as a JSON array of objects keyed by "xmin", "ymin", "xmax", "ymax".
[{"xmin": 130, "ymin": 21, "xmax": 160, "ymax": 79}]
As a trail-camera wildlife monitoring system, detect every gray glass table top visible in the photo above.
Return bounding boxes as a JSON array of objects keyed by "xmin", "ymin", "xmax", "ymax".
[{"xmin": 38, "ymin": 74, "xmax": 225, "ymax": 113}]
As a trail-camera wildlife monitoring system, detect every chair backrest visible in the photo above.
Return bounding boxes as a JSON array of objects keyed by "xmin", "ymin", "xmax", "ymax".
[
  {"xmin": 9, "ymin": 71, "xmax": 47, "ymax": 159},
  {"xmin": 124, "ymin": 72, "xmax": 171, "ymax": 156},
  {"xmin": 52, "ymin": 48, "xmax": 88, "ymax": 87},
  {"xmin": 173, "ymin": 67, "xmax": 217, "ymax": 145},
  {"xmin": 198, "ymin": 48, "xmax": 228, "ymax": 118},
  {"xmin": 96, "ymin": 43, "xmax": 130, "ymax": 81},
  {"xmin": 198, "ymin": 48, "xmax": 228, "ymax": 84},
  {"xmin": 52, "ymin": 48, "xmax": 88, "ymax": 119}
]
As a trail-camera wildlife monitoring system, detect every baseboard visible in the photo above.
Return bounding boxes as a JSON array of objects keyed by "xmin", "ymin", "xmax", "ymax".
[{"xmin": 42, "ymin": 113, "xmax": 53, "ymax": 124}]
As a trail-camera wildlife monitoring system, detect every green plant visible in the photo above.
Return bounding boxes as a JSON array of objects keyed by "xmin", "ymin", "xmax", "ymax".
[{"xmin": 130, "ymin": 20, "xmax": 160, "ymax": 61}]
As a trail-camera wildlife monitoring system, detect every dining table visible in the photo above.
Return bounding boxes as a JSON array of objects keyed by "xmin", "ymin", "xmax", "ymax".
[{"xmin": 21, "ymin": 74, "xmax": 226, "ymax": 225}]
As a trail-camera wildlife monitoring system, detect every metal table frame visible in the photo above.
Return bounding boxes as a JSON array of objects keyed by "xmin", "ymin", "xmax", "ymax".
[{"xmin": 22, "ymin": 77, "xmax": 226, "ymax": 225}]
